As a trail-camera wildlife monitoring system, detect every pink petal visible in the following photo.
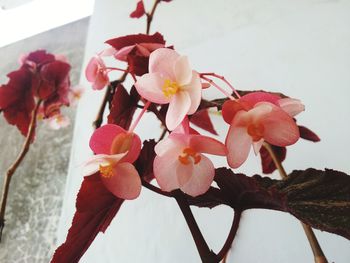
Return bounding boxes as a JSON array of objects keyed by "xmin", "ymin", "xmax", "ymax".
[
  {"xmin": 135, "ymin": 72, "xmax": 170, "ymax": 104},
  {"xmin": 83, "ymin": 153, "xmax": 126, "ymax": 176},
  {"xmin": 176, "ymin": 162, "xmax": 194, "ymax": 187},
  {"xmin": 89, "ymin": 124, "xmax": 126, "ymax": 154},
  {"xmin": 154, "ymin": 153, "xmax": 180, "ymax": 191},
  {"xmin": 252, "ymin": 139, "xmax": 264, "ymax": 155},
  {"xmin": 166, "ymin": 91, "xmax": 191, "ymax": 130},
  {"xmin": 93, "ymin": 71, "xmax": 109, "ymax": 90},
  {"xmin": 101, "ymin": 162, "xmax": 141, "ymax": 200},
  {"xmin": 174, "ymin": 56, "xmax": 192, "ymax": 86},
  {"xmin": 183, "ymin": 71, "xmax": 202, "ymax": 114},
  {"xmin": 114, "ymin": 45, "xmax": 135, "ymax": 61},
  {"xmin": 85, "ymin": 57, "xmax": 99, "ymax": 82},
  {"xmin": 110, "ymin": 132, "xmax": 142, "ymax": 163},
  {"xmin": 262, "ymin": 107, "xmax": 300, "ymax": 146},
  {"xmin": 179, "ymin": 155, "xmax": 215, "ymax": 197},
  {"xmin": 149, "ymin": 48, "xmax": 179, "ymax": 78},
  {"xmin": 241, "ymin": 91, "xmax": 280, "ymax": 106},
  {"xmin": 189, "ymin": 135, "xmax": 227, "ymax": 156},
  {"xmin": 226, "ymin": 124, "xmax": 253, "ymax": 169},
  {"xmin": 154, "ymin": 135, "xmax": 185, "ymax": 156},
  {"xmin": 278, "ymin": 98, "xmax": 305, "ymax": 117}
]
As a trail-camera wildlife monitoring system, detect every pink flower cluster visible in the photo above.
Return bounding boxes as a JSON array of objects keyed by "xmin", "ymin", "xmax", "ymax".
[{"xmin": 85, "ymin": 47, "xmax": 304, "ymax": 199}]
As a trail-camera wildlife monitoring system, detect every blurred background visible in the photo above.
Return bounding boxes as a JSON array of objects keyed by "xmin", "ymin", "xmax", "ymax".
[{"xmin": 0, "ymin": 0, "xmax": 350, "ymax": 262}]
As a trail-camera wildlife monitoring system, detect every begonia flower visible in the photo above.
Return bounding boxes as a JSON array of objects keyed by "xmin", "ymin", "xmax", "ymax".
[
  {"xmin": 106, "ymin": 32, "xmax": 166, "ymax": 76},
  {"xmin": 46, "ymin": 114, "xmax": 70, "ymax": 130},
  {"xmin": 222, "ymin": 91, "xmax": 304, "ymax": 168},
  {"xmin": 130, "ymin": 0, "xmax": 145, "ymax": 18},
  {"xmin": 135, "ymin": 48, "xmax": 202, "ymax": 130},
  {"xmin": 85, "ymin": 56, "xmax": 109, "ymax": 90},
  {"xmin": 153, "ymin": 121, "xmax": 227, "ymax": 197},
  {"xmin": 68, "ymin": 85, "xmax": 84, "ymax": 106},
  {"xmin": 84, "ymin": 124, "xmax": 142, "ymax": 199}
]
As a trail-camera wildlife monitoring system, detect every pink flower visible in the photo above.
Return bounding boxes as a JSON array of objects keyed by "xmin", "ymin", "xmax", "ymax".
[
  {"xmin": 68, "ymin": 85, "xmax": 84, "ymax": 106},
  {"xmin": 135, "ymin": 48, "xmax": 202, "ymax": 130},
  {"xmin": 222, "ymin": 92, "xmax": 304, "ymax": 168},
  {"xmin": 153, "ymin": 121, "xmax": 227, "ymax": 197},
  {"xmin": 46, "ymin": 114, "xmax": 70, "ymax": 130},
  {"xmin": 85, "ymin": 56, "xmax": 109, "ymax": 90},
  {"xmin": 84, "ymin": 124, "xmax": 142, "ymax": 199},
  {"xmin": 106, "ymin": 32, "xmax": 166, "ymax": 76}
]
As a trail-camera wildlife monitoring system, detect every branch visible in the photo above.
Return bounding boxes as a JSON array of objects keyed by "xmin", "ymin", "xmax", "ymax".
[
  {"xmin": 216, "ymin": 210, "xmax": 242, "ymax": 262},
  {"xmin": 146, "ymin": 0, "xmax": 161, "ymax": 34},
  {"xmin": 0, "ymin": 99, "xmax": 42, "ymax": 241},
  {"xmin": 173, "ymin": 190, "xmax": 218, "ymax": 263},
  {"xmin": 93, "ymin": 72, "xmax": 128, "ymax": 129},
  {"xmin": 263, "ymin": 143, "xmax": 328, "ymax": 263}
]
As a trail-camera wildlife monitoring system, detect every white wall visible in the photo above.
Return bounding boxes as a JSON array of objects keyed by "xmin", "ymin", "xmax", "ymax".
[{"xmin": 57, "ymin": 0, "xmax": 350, "ymax": 262}]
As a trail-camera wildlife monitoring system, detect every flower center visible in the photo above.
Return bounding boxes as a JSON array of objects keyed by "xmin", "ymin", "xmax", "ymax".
[
  {"xmin": 178, "ymin": 148, "xmax": 201, "ymax": 165},
  {"xmin": 99, "ymin": 164, "xmax": 114, "ymax": 178},
  {"xmin": 247, "ymin": 123, "xmax": 264, "ymax": 142},
  {"xmin": 162, "ymin": 79, "xmax": 179, "ymax": 98}
]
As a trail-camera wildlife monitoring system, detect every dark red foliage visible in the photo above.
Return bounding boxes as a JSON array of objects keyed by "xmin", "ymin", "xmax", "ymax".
[
  {"xmin": 135, "ymin": 140, "xmax": 157, "ymax": 182},
  {"xmin": 189, "ymin": 109, "xmax": 218, "ymax": 135},
  {"xmin": 299, "ymin": 125, "xmax": 320, "ymax": 142},
  {"xmin": 107, "ymin": 85, "xmax": 140, "ymax": 129},
  {"xmin": 106, "ymin": 33, "xmax": 166, "ymax": 76},
  {"xmin": 0, "ymin": 69, "xmax": 36, "ymax": 136},
  {"xmin": 130, "ymin": 0, "xmax": 145, "ymax": 18},
  {"xmin": 0, "ymin": 49, "xmax": 72, "ymax": 136},
  {"xmin": 259, "ymin": 145, "xmax": 287, "ymax": 174},
  {"xmin": 51, "ymin": 173, "xmax": 124, "ymax": 263}
]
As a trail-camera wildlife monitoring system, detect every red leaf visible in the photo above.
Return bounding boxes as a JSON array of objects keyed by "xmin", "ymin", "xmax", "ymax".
[
  {"xmin": 106, "ymin": 32, "xmax": 165, "ymax": 50},
  {"xmin": 107, "ymin": 85, "xmax": 139, "ymax": 129},
  {"xmin": 299, "ymin": 125, "xmax": 320, "ymax": 142},
  {"xmin": 51, "ymin": 173, "xmax": 124, "ymax": 263},
  {"xmin": 130, "ymin": 0, "xmax": 145, "ymax": 18},
  {"xmin": 189, "ymin": 109, "xmax": 218, "ymax": 135},
  {"xmin": 135, "ymin": 140, "xmax": 157, "ymax": 182},
  {"xmin": 259, "ymin": 145, "xmax": 287, "ymax": 174},
  {"xmin": 0, "ymin": 68, "xmax": 36, "ymax": 136}
]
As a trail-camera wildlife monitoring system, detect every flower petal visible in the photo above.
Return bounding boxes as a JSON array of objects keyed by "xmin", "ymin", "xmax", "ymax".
[
  {"xmin": 252, "ymin": 139, "xmax": 264, "ymax": 155},
  {"xmin": 154, "ymin": 135, "xmax": 185, "ymax": 157},
  {"xmin": 135, "ymin": 72, "xmax": 170, "ymax": 104},
  {"xmin": 189, "ymin": 135, "xmax": 227, "ymax": 156},
  {"xmin": 262, "ymin": 107, "xmax": 300, "ymax": 146},
  {"xmin": 166, "ymin": 91, "xmax": 191, "ymax": 130},
  {"xmin": 183, "ymin": 71, "xmax": 202, "ymax": 114},
  {"xmin": 89, "ymin": 124, "xmax": 126, "ymax": 154},
  {"xmin": 154, "ymin": 152, "xmax": 180, "ymax": 191},
  {"xmin": 241, "ymin": 91, "xmax": 280, "ymax": 106},
  {"xmin": 278, "ymin": 98, "xmax": 305, "ymax": 117},
  {"xmin": 101, "ymin": 162, "xmax": 141, "ymax": 200},
  {"xmin": 179, "ymin": 155, "xmax": 215, "ymax": 197},
  {"xmin": 149, "ymin": 48, "xmax": 179, "ymax": 78},
  {"xmin": 226, "ymin": 124, "xmax": 253, "ymax": 169},
  {"xmin": 83, "ymin": 153, "xmax": 126, "ymax": 176},
  {"xmin": 174, "ymin": 56, "xmax": 192, "ymax": 86}
]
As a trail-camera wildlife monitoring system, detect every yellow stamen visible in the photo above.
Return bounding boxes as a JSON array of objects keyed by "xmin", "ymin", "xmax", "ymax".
[
  {"xmin": 99, "ymin": 164, "xmax": 114, "ymax": 178},
  {"xmin": 178, "ymin": 148, "xmax": 201, "ymax": 165},
  {"xmin": 162, "ymin": 79, "xmax": 179, "ymax": 98}
]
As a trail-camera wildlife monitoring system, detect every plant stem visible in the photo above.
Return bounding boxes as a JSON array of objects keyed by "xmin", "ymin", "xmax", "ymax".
[
  {"xmin": 0, "ymin": 99, "xmax": 42, "ymax": 241},
  {"xmin": 263, "ymin": 143, "xmax": 328, "ymax": 263},
  {"xmin": 173, "ymin": 190, "xmax": 218, "ymax": 263},
  {"xmin": 93, "ymin": 72, "xmax": 128, "ymax": 129},
  {"xmin": 146, "ymin": 0, "xmax": 161, "ymax": 34},
  {"xmin": 216, "ymin": 210, "xmax": 242, "ymax": 262}
]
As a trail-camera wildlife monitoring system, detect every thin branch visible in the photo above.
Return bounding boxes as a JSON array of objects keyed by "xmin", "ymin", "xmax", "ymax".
[
  {"xmin": 93, "ymin": 72, "xmax": 128, "ymax": 129},
  {"xmin": 263, "ymin": 143, "xmax": 328, "ymax": 263},
  {"xmin": 173, "ymin": 190, "xmax": 218, "ymax": 263},
  {"xmin": 141, "ymin": 180, "xmax": 172, "ymax": 197},
  {"xmin": 0, "ymin": 99, "xmax": 42, "ymax": 241},
  {"xmin": 146, "ymin": 0, "xmax": 161, "ymax": 34},
  {"xmin": 157, "ymin": 128, "xmax": 167, "ymax": 142},
  {"xmin": 217, "ymin": 210, "xmax": 242, "ymax": 262}
]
